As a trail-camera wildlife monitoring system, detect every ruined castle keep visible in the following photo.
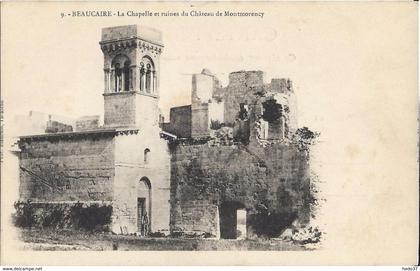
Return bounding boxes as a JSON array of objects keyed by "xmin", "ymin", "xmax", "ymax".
[{"xmin": 16, "ymin": 25, "xmax": 313, "ymax": 239}]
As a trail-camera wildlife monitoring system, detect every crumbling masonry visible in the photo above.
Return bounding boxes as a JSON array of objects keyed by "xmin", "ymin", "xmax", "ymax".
[{"xmin": 16, "ymin": 25, "xmax": 314, "ymax": 239}]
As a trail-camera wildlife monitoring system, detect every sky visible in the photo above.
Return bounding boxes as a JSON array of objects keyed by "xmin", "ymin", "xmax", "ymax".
[
  {"xmin": 1, "ymin": 2, "xmax": 419, "ymax": 263},
  {"xmin": 2, "ymin": 2, "xmax": 414, "ymax": 136}
]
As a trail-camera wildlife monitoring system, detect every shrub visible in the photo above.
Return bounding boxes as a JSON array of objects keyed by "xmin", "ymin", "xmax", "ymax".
[
  {"xmin": 149, "ymin": 231, "xmax": 166, "ymax": 238},
  {"xmin": 12, "ymin": 201, "xmax": 35, "ymax": 227},
  {"xmin": 170, "ymin": 231, "xmax": 213, "ymax": 238},
  {"xmin": 71, "ymin": 203, "xmax": 112, "ymax": 231},
  {"xmin": 12, "ymin": 201, "xmax": 112, "ymax": 232},
  {"xmin": 210, "ymin": 120, "xmax": 223, "ymax": 130},
  {"xmin": 292, "ymin": 127, "xmax": 320, "ymax": 151},
  {"xmin": 291, "ymin": 226, "xmax": 322, "ymax": 245}
]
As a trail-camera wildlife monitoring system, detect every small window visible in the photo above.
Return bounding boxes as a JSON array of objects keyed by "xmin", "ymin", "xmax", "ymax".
[{"xmin": 144, "ymin": 148, "xmax": 151, "ymax": 164}]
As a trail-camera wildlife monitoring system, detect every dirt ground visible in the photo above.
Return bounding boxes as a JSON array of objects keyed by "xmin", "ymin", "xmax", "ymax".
[{"xmin": 17, "ymin": 229, "xmax": 308, "ymax": 251}]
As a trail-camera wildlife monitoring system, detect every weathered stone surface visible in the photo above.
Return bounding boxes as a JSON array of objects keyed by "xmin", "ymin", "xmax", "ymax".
[
  {"xmin": 45, "ymin": 120, "xmax": 73, "ymax": 134},
  {"xmin": 163, "ymin": 105, "xmax": 192, "ymax": 138},
  {"xmin": 112, "ymin": 130, "xmax": 171, "ymax": 234},
  {"xmin": 191, "ymin": 103, "xmax": 209, "ymax": 138},
  {"xmin": 165, "ymin": 69, "xmax": 298, "ymax": 141},
  {"xmin": 75, "ymin": 116, "xmax": 100, "ymax": 132},
  {"xmin": 17, "ymin": 129, "xmax": 172, "ymax": 234},
  {"xmin": 169, "ymin": 142, "xmax": 311, "ymax": 238},
  {"xmin": 103, "ymin": 92, "xmax": 137, "ymax": 127},
  {"xmin": 16, "ymin": 25, "xmax": 313, "ymax": 242},
  {"xmin": 101, "ymin": 25, "xmax": 163, "ymax": 45},
  {"xmin": 18, "ymin": 133, "xmax": 115, "ymax": 202}
]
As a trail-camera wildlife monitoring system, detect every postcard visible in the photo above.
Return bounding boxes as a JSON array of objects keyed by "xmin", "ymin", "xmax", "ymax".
[{"xmin": 1, "ymin": 1, "xmax": 418, "ymax": 266}]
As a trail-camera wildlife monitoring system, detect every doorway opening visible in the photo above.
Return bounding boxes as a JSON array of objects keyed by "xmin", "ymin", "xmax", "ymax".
[
  {"xmin": 219, "ymin": 202, "xmax": 247, "ymax": 239},
  {"xmin": 137, "ymin": 177, "xmax": 151, "ymax": 236}
]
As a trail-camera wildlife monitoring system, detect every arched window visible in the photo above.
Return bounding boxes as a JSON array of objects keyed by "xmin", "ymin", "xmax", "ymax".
[
  {"xmin": 144, "ymin": 148, "xmax": 150, "ymax": 164},
  {"xmin": 139, "ymin": 56, "xmax": 155, "ymax": 93},
  {"xmin": 111, "ymin": 55, "xmax": 131, "ymax": 92}
]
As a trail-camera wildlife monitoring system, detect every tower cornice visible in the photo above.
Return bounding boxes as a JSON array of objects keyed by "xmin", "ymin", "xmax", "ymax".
[
  {"xmin": 99, "ymin": 37, "xmax": 163, "ymax": 54},
  {"xmin": 102, "ymin": 90, "xmax": 159, "ymax": 99}
]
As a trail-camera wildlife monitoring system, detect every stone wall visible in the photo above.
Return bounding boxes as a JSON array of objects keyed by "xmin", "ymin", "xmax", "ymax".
[
  {"xmin": 75, "ymin": 116, "xmax": 100, "ymax": 132},
  {"xmin": 134, "ymin": 93, "xmax": 160, "ymax": 130},
  {"xmin": 104, "ymin": 92, "xmax": 137, "ymax": 127},
  {"xmin": 164, "ymin": 105, "xmax": 192, "ymax": 138},
  {"xmin": 208, "ymin": 100, "xmax": 224, "ymax": 126},
  {"xmin": 101, "ymin": 25, "xmax": 162, "ymax": 45},
  {"xmin": 112, "ymin": 131, "xmax": 171, "ymax": 234},
  {"xmin": 192, "ymin": 73, "xmax": 214, "ymax": 103},
  {"xmin": 191, "ymin": 103, "xmax": 209, "ymax": 138},
  {"xmin": 169, "ymin": 142, "xmax": 310, "ymax": 238},
  {"xmin": 18, "ymin": 133, "xmax": 115, "ymax": 202},
  {"xmin": 223, "ymin": 71, "xmax": 265, "ymax": 125},
  {"xmin": 45, "ymin": 120, "xmax": 73, "ymax": 133},
  {"xmin": 103, "ymin": 92, "xmax": 159, "ymax": 130}
]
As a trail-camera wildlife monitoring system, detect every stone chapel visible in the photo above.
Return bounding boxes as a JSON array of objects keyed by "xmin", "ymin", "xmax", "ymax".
[{"xmin": 16, "ymin": 25, "xmax": 313, "ymax": 239}]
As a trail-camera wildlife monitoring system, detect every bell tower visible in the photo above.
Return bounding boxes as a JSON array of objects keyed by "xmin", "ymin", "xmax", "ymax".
[{"xmin": 99, "ymin": 25, "xmax": 163, "ymax": 129}]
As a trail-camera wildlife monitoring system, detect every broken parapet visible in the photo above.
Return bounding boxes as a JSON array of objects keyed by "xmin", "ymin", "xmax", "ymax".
[
  {"xmin": 270, "ymin": 78, "xmax": 293, "ymax": 93},
  {"xmin": 45, "ymin": 120, "xmax": 73, "ymax": 133},
  {"xmin": 228, "ymin": 70, "xmax": 264, "ymax": 88},
  {"xmin": 75, "ymin": 115, "xmax": 101, "ymax": 132},
  {"xmin": 192, "ymin": 68, "xmax": 221, "ymax": 104},
  {"xmin": 265, "ymin": 78, "xmax": 298, "ymax": 133},
  {"xmin": 163, "ymin": 105, "xmax": 192, "ymax": 138}
]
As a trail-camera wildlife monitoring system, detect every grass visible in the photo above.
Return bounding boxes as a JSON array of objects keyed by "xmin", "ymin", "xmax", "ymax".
[{"xmin": 18, "ymin": 228, "xmax": 308, "ymax": 251}]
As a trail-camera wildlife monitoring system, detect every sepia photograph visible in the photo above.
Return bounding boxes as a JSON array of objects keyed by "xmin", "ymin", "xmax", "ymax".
[{"xmin": 1, "ymin": 1, "xmax": 418, "ymax": 266}]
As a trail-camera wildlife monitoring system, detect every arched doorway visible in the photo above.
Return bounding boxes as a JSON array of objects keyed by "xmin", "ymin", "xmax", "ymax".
[
  {"xmin": 137, "ymin": 177, "xmax": 151, "ymax": 235},
  {"xmin": 219, "ymin": 201, "xmax": 247, "ymax": 239}
]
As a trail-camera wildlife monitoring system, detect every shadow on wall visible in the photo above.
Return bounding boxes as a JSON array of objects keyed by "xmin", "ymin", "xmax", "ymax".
[
  {"xmin": 247, "ymin": 188, "xmax": 299, "ymax": 238},
  {"xmin": 219, "ymin": 200, "xmax": 298, "ymax": 239},
  {"xmin": 248, "ymin": 210, "xmax": 297, "ymax": 238}
]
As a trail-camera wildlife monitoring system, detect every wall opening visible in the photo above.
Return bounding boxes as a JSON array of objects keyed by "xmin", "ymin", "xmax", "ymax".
[
  {"xmin": 144, "ymin": 148, "xmax": 150, "ymax": 164},
  {"xmin": 219, "ymin": 201, "xmax": 246, "ymax": 239},
  {"xmin": 261, "ymin": 98, "xmax": 286, "ymax": 139},
  {"xmin": 137, "ymin": 177, "xmax": 151, "ymax": 236}
]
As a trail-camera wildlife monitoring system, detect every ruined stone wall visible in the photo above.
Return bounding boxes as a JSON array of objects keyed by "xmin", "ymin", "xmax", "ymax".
[
  {"xmin": 45, "ymin": 120, "xmax": 73, "ymax": 133},
  {"xmin": 208, "ymin": 100, "xmax": 224, "ymax": 126},
  {"xmin": 166, "ymin": 105, "xmax": 192, "ymax": 138},
  {"xmin": 75, "ymin": 116, "xmax": 100, "ymax": 132},
  {"xmin": 223, "ymin": 71, "xmax": 264, "ymax": 125},
  {"xmin": 266, "ymin": 79, "xmax": 298, "ymax": 133},
  {"xmin": 192, "ymin": 73, "xmax": 214, "ymax": 103},
  {"xmin": 191, "ymin": 103, "xmax": 209, "ymax": 138},
  {"xmin": 18, "ymin": 134, "xmax": 115, "ymax": 202},
  {"xmin": 169, "ymin": 142, "xmax": 311, "ymax": 238}
]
